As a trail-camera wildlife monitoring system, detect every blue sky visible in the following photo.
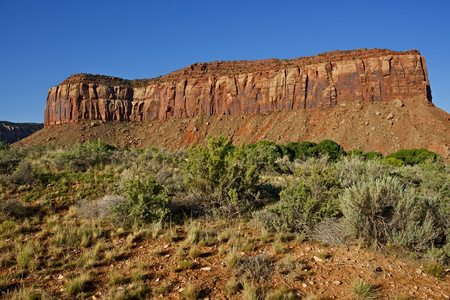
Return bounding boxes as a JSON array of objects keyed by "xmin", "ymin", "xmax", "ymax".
[{"xmin": 1, "ymin": 0, "xmax": 449, "ymax": 123}]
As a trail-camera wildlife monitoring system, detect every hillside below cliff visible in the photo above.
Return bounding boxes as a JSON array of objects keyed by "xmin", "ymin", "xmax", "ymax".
[{"xmin": 19, "ymin": 95, "xmax": 450, "ymax": 160}]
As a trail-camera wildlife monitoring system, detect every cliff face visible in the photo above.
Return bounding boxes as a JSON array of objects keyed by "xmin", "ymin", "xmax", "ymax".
[
  {"xmin": 0, "ymin": 122, "xmax": 43, "ymax": 143},
  {"xmin": 44, "ymin": 49, "xmax": 431, "ymax": 126}
]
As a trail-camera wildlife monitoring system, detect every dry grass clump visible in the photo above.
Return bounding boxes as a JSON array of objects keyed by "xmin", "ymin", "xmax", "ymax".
[
  {"xmin": 350, "ymin": 278, "xmax": 378, "ymax": 299},
  {"xmin": 75, "ymin": 195, "xmax": 127, "ymax": 219},
  {"xmin": 65, "ymin": 273, "xmax": 92, "ymax": 297},
  {"xmin": 182, "ymin": 282, "xmax": 200, "ymax": 299},
  {"xmin": 238, "ymin": 252, "xmax": 273, "ymax": 282}
]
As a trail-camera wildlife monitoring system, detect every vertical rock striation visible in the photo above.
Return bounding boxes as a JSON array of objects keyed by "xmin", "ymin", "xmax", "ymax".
[{"xmin": 44, "ymin": 49, "xmax": 431, "ymax": 126}]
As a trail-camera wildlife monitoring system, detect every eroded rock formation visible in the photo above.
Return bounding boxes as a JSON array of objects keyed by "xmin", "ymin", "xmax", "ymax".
[{"xmin": 44, "ymin": 49, "xmax": 431, "ymax": 126}]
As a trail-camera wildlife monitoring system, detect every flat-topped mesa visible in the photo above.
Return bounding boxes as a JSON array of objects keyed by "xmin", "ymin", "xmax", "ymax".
[{"xmin": 44, "ymin": 48, "xmax": 431, "ymax": 126}]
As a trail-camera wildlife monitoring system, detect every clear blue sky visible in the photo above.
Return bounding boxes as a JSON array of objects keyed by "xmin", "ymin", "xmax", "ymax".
[{"xmin": 1, "ymin": 0, "xmax": 449, "ymax": 123}]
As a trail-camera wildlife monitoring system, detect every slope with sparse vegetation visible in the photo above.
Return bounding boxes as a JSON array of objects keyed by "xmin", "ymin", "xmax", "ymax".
[{"xmin": 0, "ymin": 138, "xmax": 449, "ymax": 299}]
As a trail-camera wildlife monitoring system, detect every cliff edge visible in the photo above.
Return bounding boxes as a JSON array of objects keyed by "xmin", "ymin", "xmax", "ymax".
[{"xmin": 44, "ymin": 49, "xmax": 432, "ymax": 126}]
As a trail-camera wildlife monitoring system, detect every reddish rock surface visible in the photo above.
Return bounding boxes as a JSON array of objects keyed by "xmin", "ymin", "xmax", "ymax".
[{"xmin": 44, "ymin": 49, "xmax": 431, "ymax": 126}]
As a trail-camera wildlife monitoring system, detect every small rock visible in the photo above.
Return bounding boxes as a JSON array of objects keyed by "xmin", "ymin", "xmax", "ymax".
[
  {"xmin": 375, "ymin": 111, "xmax": 381, "ymax": 115},
  {"xmin": 365, "ymin": 122, "xmax": 369, "ymax": 125},
  {"xmin": 178, "ymin": 288, "xmax": 184, "ymax": 293},
  {"xmin": 313, "ymin": 256, "xmax": 323, "ymax": 263},
  {"xmin": 415, "ymin": 268, "xmax": 423, "ymax": 274},
  {"xmin": 156, "ymin": 278, "xmax": 160, "ymax": 282},
  {"xmin": 57, "ymin": 274, "xmax": 64, "ymax": 280},
  {"xmin": 302, "ymin": 283, "xmax": 308, "ymax": 288},
  {"xmin": 333, "ymin": 281, "xmax": 342, "ymax": 285},
  {"xmin": 387, "ymin": 113, "xmax": 394, "ymax": 120},
  {"xmin": 201, "ymin": 267, "xmax": 212, "ymax": 271},
  {"xmin": 394, "ymin": 98, "xmax": 404, "ymax": 108}
]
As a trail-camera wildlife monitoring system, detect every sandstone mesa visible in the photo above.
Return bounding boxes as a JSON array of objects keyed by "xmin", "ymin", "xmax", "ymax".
[{"xmin": 44, "ymin": 49, "xmax": 431, "ymax": 126}]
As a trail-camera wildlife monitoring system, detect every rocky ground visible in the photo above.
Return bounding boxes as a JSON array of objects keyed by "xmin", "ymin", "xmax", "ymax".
[{"xmin": 1, "ymin": 216, "xmax": 449, "ymax": 299}]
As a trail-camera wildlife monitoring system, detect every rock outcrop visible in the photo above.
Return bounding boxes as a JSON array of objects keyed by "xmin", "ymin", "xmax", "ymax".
[
  {"xmin": 0, "ymin": 121, "xmax": 43, "ymax": 143},
  {"xmin": 44, "ymin": 49, "xmax": 432, "ymax": 126}
]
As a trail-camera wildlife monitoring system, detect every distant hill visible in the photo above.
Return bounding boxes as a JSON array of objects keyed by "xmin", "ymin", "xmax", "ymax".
[{"xmin": 0, "ymin": 121, "xmax": 43, "ymax": 143}]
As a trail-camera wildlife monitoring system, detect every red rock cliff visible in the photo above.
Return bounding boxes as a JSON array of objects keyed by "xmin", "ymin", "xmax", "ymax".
[{"xmin": 44, "ymin": 49, "xmax": 431, "ymax": 126}]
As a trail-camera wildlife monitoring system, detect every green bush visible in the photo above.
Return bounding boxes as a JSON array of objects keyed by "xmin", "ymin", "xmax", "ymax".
[
  {"xmin": 8, "ymin": 160, "xmax": 38, "ymax": 186},
  {"xmin": 254, "ymin": 160, "xmax": 341, "ymax": 232},
  {"xmin": 316, "ymin": 139, "xmax": 345, "ymax": 161},
  {"xmin": 280, "ymin": 141, "xmax": 318, "ymax": 161},
  {"xmin": 365, "ymin": 151, "xmax": 383, "ymax": 160},
  {"xmin": 0, "ymin": 141, "xmax": 9, "ymax": 151},
  {"xmin": 244, "ymin": 141, "xmax": 283, "ymax": 172},
  {"xmin": 387, "ymin": 148, "xmax": 440, "ymax": 165},
  {"xmin": 185, "ymin": 135, "xmax": 259, "ymax": 212},
  {"xmin": 112, "ymin": 176, "xmax": 170, "ymax": 225},
  {"xmin": 58, "ymin": 141, "xmax": 116, "ymax": 171},
  {"xmin": 384, "ymin": 157, "xmax": 405, "ymax": 167}
]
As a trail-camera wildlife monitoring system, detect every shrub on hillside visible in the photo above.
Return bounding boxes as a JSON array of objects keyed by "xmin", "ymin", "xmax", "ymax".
[
  {"xmin": 387, "ymin": 148, "xmax": 440, "ymax": 165},
  {"xmin": 75, "ymin": 195, "xmax": 127, "ymax": 219},
  {"xmin": 244, "ymin": 141, "xmax": 283, "ymax": 172},
  {"xmin": 253, "ymin": 159, "xmax": 341, "ymax": 232},
  {"xmin": 335, "ymin": 156, "xmax": 391, "ymax": 188},
  {"xmin": 112, "ymin": 176, "xmax": 170, "ymax": 225},
  {"xmin": 8, "ymin": 160, "xmax": 38, "ymax": 186},
  {"xmin": 58, "ymin": 141, "xmax": 116, "ymax": 171},
  {"xmin": 365, "ymin": 151, "xmax": 383, "ymax": 160},
  {"xmin": 280, "ymin": 141, "xmax": 318, "ymax": 161},
  {"xmin": 316, "ymin": 139, "xmax": 345, "ymax": 161},
  {"xmin": 185, "ymin": 135, "xmax": 259, "ymax": 214},
  {"xmin": 340, "ymin": 175, "xmax": 439, "ymax": 250}
]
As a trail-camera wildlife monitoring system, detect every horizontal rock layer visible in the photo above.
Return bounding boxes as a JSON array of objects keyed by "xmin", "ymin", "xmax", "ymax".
[{"xmin": 44, "ymin": 49, "xmax": 431, "ymax": 126}]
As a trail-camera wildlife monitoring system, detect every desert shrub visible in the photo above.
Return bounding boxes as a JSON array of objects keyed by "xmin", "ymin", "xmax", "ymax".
[
  {"xmin": 335, "ymin": 156, "xmax": 390, "ymax": 188},
  {"xmin": 384, "ymin": 157, "xmax": 404, "ymax": 167},
  {"xmin": 310, "ymin": 218, "xmax": 349, "ymax": 246},
  {"xmin": 8, "ymin": 160, "xmax": 38, "ymax": 186},
  {"xmin": 0, "ymin": 147, "xmax": 21, "ymax": 174},
  {"xmin": 280, "ymin": 141, "xmax": 318, "ymax": 161},
  {"xmin": 0, "ymin": 199, "xmax": 26, "ymax": 220},
  {"xmin": 58, "ymin": 141, "xmax": 116, "ymax": 171},
  {"xmin": 185, "ymin": 135, "xmax": 259, "ymax": 214},
  {"xmin": 112, "ymin": 176, "xmax": 170, "ymax": 225},
  {"xmin": 0, "ymin": 141, "xmax": 9, "ymax": 151},
  {"xmin": 0, "ymin": 199, "xmax": 37, "ymax": 221},
  {"xmin": 347, "ymin": 149, "xmax": 365, "ymax": 158},
  {"xmin": 76, "ymin": 195, "xmax": 127, "ymax": 219},
  {"xmin": 365, "ymin": 151, "xmax": 383, "ymax": 160},
  {"xmin": 423, "ymin": 262, "xmax": 446, "ymax": 279},
  {"xmin": 394, "ymin": 161, "xmax": 450, "ymax": 253},
  {"xmin": 238, "ymin": 253, "xmax": 273, "ymax": 282},
  {"xmin": 316, "ymin": 139, "xmax": 345, "ymax": 161},
  {"xmin": 340, "ymin": 176, "xmax": 439, "ymax": 250},
  {"xmin": 387, "ymin": 148, "xmax": 440, "ymax": 165},
  {"xmin": 254, "ymin": 159, "xmax": 341, "ymax": 232},
  {"xmin": 244, "ymin": 141, "xmax": 283, "ymax": 172}
]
